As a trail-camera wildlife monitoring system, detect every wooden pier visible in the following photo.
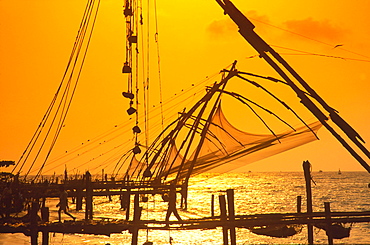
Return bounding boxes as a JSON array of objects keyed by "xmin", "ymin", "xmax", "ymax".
[
  {"xmin": 2, "ymin": 199, "xmax": 370, "ymax": 244},
  {"xmin": 1, "ymin": 164, "xmax": 369, "ymax": 244},
  {"xmin": 2, "ymin": 190, "xmax": 370, "ymax": 245}
]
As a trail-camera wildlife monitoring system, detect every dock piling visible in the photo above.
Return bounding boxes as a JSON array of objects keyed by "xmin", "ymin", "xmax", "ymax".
[
  {"xmin": 226, "ymin": 189, "xmax": 236, "ymax": 245},
  {"xmin": 324, "ymin": 202, "xmax": 334, "ymax": 245},
  {"xmin": 85, "ymin": 171, "xmax": 93, "ymax": 220},
  {"xmin": 219, "ymin": 194, "xmax": 229, "ymax": 245},
  {"xmin": 131, "ymin": 193, "xmax": 142, "ymax": 245},
  {"xmin": 211, "ymin": 194, "xmax": 215, "ymax": 217},
  {"xmin": 30, "ymin": 201, "xmax": 39, "ymax": 245},
  {"xmin": 303, "ymin": 160, "xmax": 314, "ymax": 244}
]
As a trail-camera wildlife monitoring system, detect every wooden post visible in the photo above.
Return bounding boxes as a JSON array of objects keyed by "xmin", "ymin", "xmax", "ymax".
[
  {"xmin": 85, "ymin": 171, "xmax": 93, "ymax": 220},
  {"xmin": 131, "ymin": 193, "xmax": 142, "ymax": 245},
  {"xmin": 76, "ymin": 187, "xmax": 83, "ymax": 211},
  {"xmin": 41, "ymin": 207, "xmax": 49, "ymax": 222},
  {"xmin": 211, "ymin": 194, "xmax": 215, "ymax": 217},
  {"xmin": 41, "ymin": 228, "xmax": 49, "ymax": 245},
  {"xmin": 297, "ymin": 196, "xmax": 302, "ymax": 213},
  {"xmin": 30, "ymin": 201, "xmax": 39, "ymax": 245},
  {"xmin": 303, "ymin": 160, "xmax": 314, "ymax": 244},
  {"xmin": 219, "ymin": 194, "xmax": 229, "ymax": 245},
  {"xmin": 125, "ymin": 190, "xmax": 131, "ymax": 220},
  {"xmin": 324, "ymin": 202, "xmax": 334, "ymax": 245},
  {"xmin": 226, "ymin": 189, "xmax": 236, "ymax": 245},
  {"xmin": 40, "ymin": 199, "xmax": 49, "ymax": 245}
]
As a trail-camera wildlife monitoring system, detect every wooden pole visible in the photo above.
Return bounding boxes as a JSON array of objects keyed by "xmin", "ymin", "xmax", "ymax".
[
  {"xmin": 211, "ymin": 194, "xmax": 215, "ymax": 217},
  {"xmin": 125, "ymin": 191, "xmax": 131, "ymax": 220},
  {"xmin": 41, "ymin": 202, "xmax": 49, "ymax": 245},
  {"xmin": 303, "ymin": 160, "xmax": 314, "ymax": 244},
  {"xmin": 226, "ymin": 189, "xmax": 236, "ymax": 245},
  {"xmin": 76, "ymin": 187, "xmax": 83, "ymax": 211},
  {"xmin": 30, "ymin": 201, "xmax": 39, "ymax": 245},
  {"xmin": 41, "ymin": 228, "xmax": 49, "ymax": 245},
  {"xmin": 131, "ymin": 193, "xmax": 142, "ymax": 245},
  {"xmin": 219, "ymin": 194, "xmax": 229, "ymax": 245},
  {"xmin": 297, "ymin": 196, "xmax": 302, "ymax": 213},
  {"xmin": 85, "ymin": 171, "xmax": 93, "ymax": 220},
  {"xmin": 324, "ymin": 202, "xmax": 334, "ymax": 245}
]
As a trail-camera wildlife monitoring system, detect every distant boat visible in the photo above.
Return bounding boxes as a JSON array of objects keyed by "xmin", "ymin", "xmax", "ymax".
[
  {"xmin": 338, "ymin": 169, "xmax": 342, "ymax": 175},
  {"xmin": 318, "ymin": 170, "xmax": 323, "ymax": 173}
]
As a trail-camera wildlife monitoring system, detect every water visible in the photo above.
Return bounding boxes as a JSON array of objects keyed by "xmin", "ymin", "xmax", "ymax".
[{"xmin": 1, "ymin": 171, "xmax": 370, "ymax": 244}]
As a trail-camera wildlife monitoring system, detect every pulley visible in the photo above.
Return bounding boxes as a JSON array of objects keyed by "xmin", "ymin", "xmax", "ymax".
[{"xmin": 122, "ymin": 62, "xmax": 132, "ymax": 73}]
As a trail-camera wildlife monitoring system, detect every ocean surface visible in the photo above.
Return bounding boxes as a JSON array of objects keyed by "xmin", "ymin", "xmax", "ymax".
[{"xmin": 1, "ymin": 171, "xmax": 370, "ymax": 244}]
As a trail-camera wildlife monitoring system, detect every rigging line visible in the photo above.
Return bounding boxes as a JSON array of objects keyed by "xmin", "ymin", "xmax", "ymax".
[
  {"xmin": 37, "ymin": 69, "xmax": 218, "ymax": 173},
  {"xmin": 44, "ymin": 56, "xmax": 214, "ymax": 172},
  {"xmin": 23, "ymin": 0, "xmax": 96, "ymax": 177},
  {"xmin": 226, "ymin": 92, "xmax": 281, "ymax": 143},
  {"xmin": 13, "ymin": 93, "xmax": 57, "ymax": 174},
  {"xmin": 32, "ymin": 0, "xmax": 96, "ymax": 177},
  {"xmin": 89, "ymin": 147, "xmax": 129, "ymax": 174},
  {"xmin": 138, "ymin": 0, "xmax": 149, "ymax": 166},
  {"xmin": 147, "ymin": 89, "xmax": 212, "ymax": 174},
  {"xmin": 272, "ymin": 45, "xmax": 370, "ymax": 63},
  {"xmin": 45, "ymin": 123, "xmax": 134, "ymax": 169},
  {"xmin": 34, "ymin": 0, "xmax": 101, "ymax": 179},
  {"xmin": 68, "ymin": 142, "xmax": 128, "ymax": 173},
  {"xmin": 235, "ymin": 74, "xmax": 319, "ymax": 139},
  {"xmin": 38, "ymin": 129, "xmax": 133, "ymax": 174},
  {"xmin": 108, "ymin": 149, "xmax": 132, "ymax": 176},
  {"xmin": 13, "ymin": 0, "xmax": 94, "ymax": 174},
  {"xmin": 248, "ymin": 16, "xmax": 370, "ymax": 59},
  {"xmin": 235, "ymin": 71, "xmax": 313, "ymax": 98},
  {"xmin": 221, "ymin": 89, "xmax": 295, "ymax": 131},
  {"xmin": 45, "ymin": 123, "xmax": 131, "ymax": 165},
  {"xmin": 149, "ymin": 69, "xmax": 238, "ymax": 180},
  {"xmin": 183, "ymin": 120, "xmax": 229, "ymax": 155},
  {"xmin": 182, "ymin": 73, "xmax": 232, "ymax": 184},
  {"xmin": 154, "ymin": 0, "xmax": 164, "ymax": 131},
  {"xmin": 189, "ymin": 114, "xmax": 244, "ymax": 147},
  {"xmin": 112, "ymin": 149, "xmax": 132, "ymax": 176}
]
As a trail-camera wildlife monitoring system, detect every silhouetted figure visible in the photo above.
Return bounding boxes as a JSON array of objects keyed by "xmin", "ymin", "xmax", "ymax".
[
  {"xmin": 57, "ymin": 186, "xmax": 75, "ymax": 222},
  {"xmin": 165, "ymin": 183, "xmax": 182, "ymax": 223},
  {"xmin": 2, "ymin": 183, "xmax": 12, "ymax": 218}
]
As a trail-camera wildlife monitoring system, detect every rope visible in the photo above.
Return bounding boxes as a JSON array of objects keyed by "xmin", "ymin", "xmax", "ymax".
[
  {"xmin": 272, "ymin": 45, "xmax": 370, "ymax": 63},
  {"xmin": 248, "ymin": 16, "xmax": 370, "ymax": 59},
  {"xmin": 154, "ymin": 0, "xmax": 165, "ymax": 131},
  {"xmin": 13, "ymin": 0, "xmax": 101, "ymax": 180},
  {"xmin": 33, "ymin": 0, "xmax": 101, "ymax": 180}
]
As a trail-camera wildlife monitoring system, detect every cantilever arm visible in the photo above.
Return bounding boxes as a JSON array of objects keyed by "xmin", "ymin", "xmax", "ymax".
[{"xmin": 216, "ymin": 0, "xmax": 370, "ymax": 172}]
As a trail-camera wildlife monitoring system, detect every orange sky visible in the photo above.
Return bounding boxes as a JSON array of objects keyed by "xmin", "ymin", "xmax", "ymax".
[{"xmin": 1, "ymin": 0, "xmax": 370, "ymax": 175}]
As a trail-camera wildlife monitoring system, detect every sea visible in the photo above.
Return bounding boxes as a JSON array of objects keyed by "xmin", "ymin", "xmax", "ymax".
[{"xmin": 1, "ymin": 171, "xmax": 370, "ymax": 244}]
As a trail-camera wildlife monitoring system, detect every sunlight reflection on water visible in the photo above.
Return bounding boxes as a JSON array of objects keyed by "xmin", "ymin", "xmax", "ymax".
[{"xmin": 1, "ymin": 172, "xmax": 370, "ymax": 244}]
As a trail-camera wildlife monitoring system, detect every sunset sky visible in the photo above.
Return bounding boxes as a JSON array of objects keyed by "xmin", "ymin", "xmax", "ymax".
[{"xmin": 1, "ymin": 0, "xmax": 370, "ymax": 175}]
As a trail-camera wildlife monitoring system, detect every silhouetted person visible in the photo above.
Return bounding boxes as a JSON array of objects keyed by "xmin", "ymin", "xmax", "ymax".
[
  {"xmin": 165, "ymin": 183, "xmax": 182, "ymax": 223},
  {"xmin": 57, "ymin": 186, "xmax": 75, "ymax": 222},
  {"xmin": 2, "ymin": 183, "xmax": 12, "ymax": 218}
]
